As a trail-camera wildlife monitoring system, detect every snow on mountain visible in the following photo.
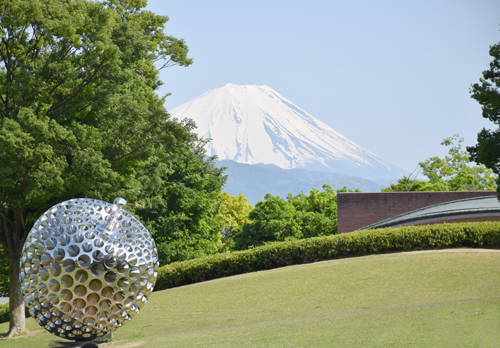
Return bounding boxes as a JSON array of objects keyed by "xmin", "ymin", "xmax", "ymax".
[{"xmin": 170, "ymin": 83, "xmax": 407, "ymax": 180}]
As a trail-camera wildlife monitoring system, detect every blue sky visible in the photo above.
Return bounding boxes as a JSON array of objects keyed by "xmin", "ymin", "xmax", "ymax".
[{"xmin": 146, "ymin": 0, "xmax": 500, "ymax": 173}]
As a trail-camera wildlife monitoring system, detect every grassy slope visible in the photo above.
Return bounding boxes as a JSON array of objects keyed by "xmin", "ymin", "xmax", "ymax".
[{"xmin": 1, "ymin": 250, "xmax": 499, "ymax": 347}]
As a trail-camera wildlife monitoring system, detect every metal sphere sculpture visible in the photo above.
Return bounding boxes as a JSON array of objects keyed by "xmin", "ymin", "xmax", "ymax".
[{"xmin": 19, "ymin": 198, "xmax": 159, "ymax": 341}]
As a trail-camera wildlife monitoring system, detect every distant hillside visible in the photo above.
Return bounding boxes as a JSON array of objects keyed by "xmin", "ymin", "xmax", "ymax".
[{"xmin": 216, "ymin": 160, "xmax": 383, "ymax": 204}]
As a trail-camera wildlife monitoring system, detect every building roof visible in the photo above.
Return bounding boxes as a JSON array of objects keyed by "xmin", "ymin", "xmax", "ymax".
[{"xmin": 359, "ymin": 196, "xmax": 500, "ymax": 230}]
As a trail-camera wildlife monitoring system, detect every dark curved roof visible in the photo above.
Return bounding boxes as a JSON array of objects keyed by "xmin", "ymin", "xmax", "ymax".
[{"xmin": 359, "ymin": 196, "xmax": 500, "ymax": 230}]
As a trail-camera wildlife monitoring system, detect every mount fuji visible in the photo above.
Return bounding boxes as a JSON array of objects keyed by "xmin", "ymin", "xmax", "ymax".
[{"xmin": 171, "ymin": 83, "xmax": 406, "ymax": 180}]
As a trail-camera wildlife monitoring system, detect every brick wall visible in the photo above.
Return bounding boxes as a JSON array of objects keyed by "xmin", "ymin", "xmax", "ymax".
[{"xmin": 337, "ymin": 191, "xmax": 498, "ymax": 233}]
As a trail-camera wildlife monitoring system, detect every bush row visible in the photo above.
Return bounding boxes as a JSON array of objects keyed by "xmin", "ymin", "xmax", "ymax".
[{"xmin": 155, "ymin": 221, "xmax": 500, "ymax": 291}]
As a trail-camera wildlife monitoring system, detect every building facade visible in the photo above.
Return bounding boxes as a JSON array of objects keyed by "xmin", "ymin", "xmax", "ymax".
[{"xmin": 337, "ymin": 191, "xmax": 498, "ymax": 233}]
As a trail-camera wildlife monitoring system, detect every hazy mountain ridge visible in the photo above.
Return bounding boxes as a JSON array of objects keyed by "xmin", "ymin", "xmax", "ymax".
[
  {"xmin": 217, "ymin": 160, "xmax": 383, "ymax": 204},
  {"xmin": 171, "ymin": 83, "xmax": 408, "ymax": 180}
]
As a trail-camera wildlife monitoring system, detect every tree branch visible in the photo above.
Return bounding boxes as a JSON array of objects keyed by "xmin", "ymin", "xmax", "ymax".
[
  {"xmin": 46, "ymin": 61, "xmax": 107, "ymax": 116},
  {"xmin": 110, "ymin": 138, "xmax": 162, "ymax": 166}
]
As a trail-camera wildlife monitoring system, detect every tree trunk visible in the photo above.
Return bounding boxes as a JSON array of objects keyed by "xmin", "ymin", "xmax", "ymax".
[
  {"xmin": 5, "ymin": 248, "xmax": 25, "ymax": 338},
  {"xmin": 1, "ymin": 206, "xmax": 32, "ymax": 338}
]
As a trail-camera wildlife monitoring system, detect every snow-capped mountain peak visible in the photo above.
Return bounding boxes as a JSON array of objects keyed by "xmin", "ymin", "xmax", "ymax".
[{"xmin": 170, "ymin": 83, "xmax": 406, "ymax": 180}]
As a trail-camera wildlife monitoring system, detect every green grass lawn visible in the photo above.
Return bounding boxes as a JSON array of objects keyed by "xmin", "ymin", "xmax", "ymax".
[{"xmin": 1, "ymin": 249, "xmax": 500, "ymax": 347}]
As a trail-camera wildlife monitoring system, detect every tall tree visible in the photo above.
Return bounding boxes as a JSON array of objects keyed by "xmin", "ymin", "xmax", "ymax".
[
  {"xmin": 467, "ymin": 35, "xmax": 500, "ymax": 195},
  {"xmin": 0, "ymin": 0, "xmax": 196, "ymax": 337}
]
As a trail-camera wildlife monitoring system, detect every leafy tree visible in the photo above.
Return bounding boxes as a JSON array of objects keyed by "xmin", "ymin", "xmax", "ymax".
[
  {"xmin": 467, "ymin": 36, "xmax": 500, "ymax": 195},
  {"xmin": 0, "ymin": 0, "xmax": 204, "ymax": 337},
  {"xmin": 232, "ymin": 185, "xmax": 356, "ymax": 250},
  {"xmin": 286, "ymin": 185, "xmax": 338, "ymax": 237},
  {"xmin": 383, "ymin": 135, "xmax": 496, "ymax": 192},
  {"xmin": 381, "ymin": 176, "xmax": 447, "ymax": 192},
  {"xmin": 419, "ymin": 135, "xmax": 496, "ymax": 191},
  {"xmin": 136, "ymin": 149, "xmax": 227, "ymax": 265},
  {"xmin": 233, "ymin": 194, "xmax": 299, "ymax": 250},
  {"xmin": 218, "ymin": 191, "xmax": 254, "ymax": 245}
]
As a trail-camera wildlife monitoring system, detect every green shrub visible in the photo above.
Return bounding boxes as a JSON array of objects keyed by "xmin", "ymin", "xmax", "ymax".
[
  {"xmin": 0, "ymin": 303, "xmax": 8, "ymax": 324},
  {"xmin": 155, "ymin": 221, "xmax": 500, "ymax": 291},
  {"xmin": 0, "ymin": 302, "xmax": 32, "ymax": 324}
]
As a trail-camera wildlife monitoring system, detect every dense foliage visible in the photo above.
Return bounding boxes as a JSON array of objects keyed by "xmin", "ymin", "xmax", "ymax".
[
  {"xmin": 0, "ymin": 247, "xmax": 8, "ymax": 296},
  {"xmin": 381, "ymin": 176, "xmax": 448, "ymax": 192},
  {"xmin": 231, "ymin": 185, "xmax": 358, "ymax": 250},
  {"xmin": 383, "ymin": 135, "xmax": 496, "ymax": 192},
  {"xmin": 468, "ymin": 36, "xmax": 500, "ymax": 195},
  {"xmin": 0, "ymin": 303, "xmax": 30, "ymax": 325},
  {"xmin": 137, "ymin": 149, "xmax": 227, "ymax": 265},
  {"xmin": 155, "ymin": 221, "xmax": 500, "ymax": 290},
  {"xmin": 218, "ymin": 192, "xmax": 254, "ymax": 245},
  {"xmin": 0, "ymin": 0, "xmax": 225, "ymax": 336}
]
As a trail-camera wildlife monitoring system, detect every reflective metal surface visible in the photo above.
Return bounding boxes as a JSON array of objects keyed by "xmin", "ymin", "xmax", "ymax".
[{"xmin": 20, "ymin": 198, "xmax": 159, "ymax": 341}]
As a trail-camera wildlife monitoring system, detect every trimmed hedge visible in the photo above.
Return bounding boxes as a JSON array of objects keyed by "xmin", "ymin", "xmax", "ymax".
[{"xmin": 155, "ymin": 221, "xmax": 500, "ymax": 291}]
